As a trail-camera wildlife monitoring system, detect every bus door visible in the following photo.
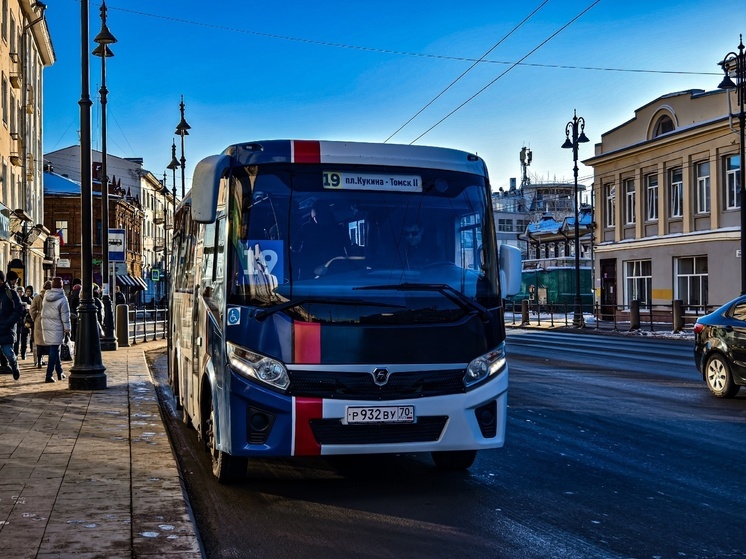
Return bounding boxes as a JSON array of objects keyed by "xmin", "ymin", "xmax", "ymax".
[
  {"xmin": 190, "ymin": 230, "xmax": 206, "ymax": 418},
  {"xmin": 193, "ymin": 207, "xmax": 228, "ymax": 423}
]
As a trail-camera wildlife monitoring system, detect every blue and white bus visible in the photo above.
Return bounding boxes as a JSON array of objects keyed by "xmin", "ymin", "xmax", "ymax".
[{"xmin": 169, "ymin": 139, "xmax": 521, "ymax": 482}]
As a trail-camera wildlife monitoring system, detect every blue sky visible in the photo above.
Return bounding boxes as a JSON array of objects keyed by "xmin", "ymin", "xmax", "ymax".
[{"xmin": 42, "ymin": 0, "xmax": 743, "ymax": 194}]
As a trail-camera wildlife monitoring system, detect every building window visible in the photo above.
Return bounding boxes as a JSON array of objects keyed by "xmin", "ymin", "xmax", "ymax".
[
  {"xmin": 55, "ymin": 220, "xmax": 68, "ymax": 246},
  {"xmin": 695, "ymin": 161, "xmax": 710, "ymax": 214},
  {"xmin": 669, "ymin": 168, "xmax": 683, "ymax": 218},
  {"xmin": 9, "ymin": 13, "xmax": 14, "ymax": 55},
  {"xmin": 1, "ymin": 74, "xmax": 6, "ymax": 125},
  {"xmin": 9, "ymin": 90, "xmax": 15, "ymax": 135},
  {"xmin": 604, "ymin": 183, "xmax": 615, "ymax": 227},
  {"xmin": 498, "ymin": 218, "xmax": 513, "ymax": 232},
  {"xmin": 624, "ymin": 260, "xmax": 651, "ymax": 306},
  {"xmin": 653, "ymin": 115, "xmax": 674, "ymax": 137},
  {"xmin": 725, "ymin": 155, "xmax": 741, "ymax": 210},
  {"xmin": 1, "ymin": 0, "xmax": 7, "ymax": 42},
  {"xmin": 675, "ymin": 256, "xmax": 708, "ymax": 309},
  {"xmin": 646, "ymin": 174, "xmax": 658, "ymax": 221},
  {"xmin": 624, "ymin": 179, "xmax": 635, "ymax": 225}
]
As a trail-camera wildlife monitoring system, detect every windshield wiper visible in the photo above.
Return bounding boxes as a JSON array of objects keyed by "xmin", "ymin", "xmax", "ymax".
[
  {"xmin": 252, "ymin": 296, "xmax": 406, "ymax": 320},
  {"xmin": 355, "ymin": 283, "xmax": 492, "ymax": 321}
]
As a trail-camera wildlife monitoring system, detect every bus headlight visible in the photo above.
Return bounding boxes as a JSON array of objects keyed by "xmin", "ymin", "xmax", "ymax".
[
  {"xmin": 464, "ymin": 343, "xmax": 507, "ymax": 389},
  {"xmin": 227, "ymin": 342, "xmax": 290, "ymax": 391}
]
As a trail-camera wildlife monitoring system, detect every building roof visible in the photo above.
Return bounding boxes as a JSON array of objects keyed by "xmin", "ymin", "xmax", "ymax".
[
  {"xmin": 522, "ymin": 206, "xmax": 593, "ymax": 241},
  {"xmin": 44, "ymin": 171, "xmax": 81, "ymax": 195}
]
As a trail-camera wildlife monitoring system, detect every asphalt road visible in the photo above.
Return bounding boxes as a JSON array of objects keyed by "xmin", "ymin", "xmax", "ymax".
[{"xmin": 147, "ymin": 331, "xmax": 746, "ymax": 559}]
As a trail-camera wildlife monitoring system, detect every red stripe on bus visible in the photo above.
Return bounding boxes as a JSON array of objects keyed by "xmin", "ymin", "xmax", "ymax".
[
  {"xmin": 292, "ymin": 140, "xmax": 321, "ymax": 163},
  {"xmin": 294, "ymin": 321, "xmax": 321, "ymax": 363},
  {"xmin": 294, "ymin": 397, "xmax": 322, "ymax": 456}
]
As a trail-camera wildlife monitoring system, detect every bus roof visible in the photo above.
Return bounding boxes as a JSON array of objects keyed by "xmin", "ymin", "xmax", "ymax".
[{"xmin": 221, "ymin": 140, "xmax": 489, "ymax": 177}]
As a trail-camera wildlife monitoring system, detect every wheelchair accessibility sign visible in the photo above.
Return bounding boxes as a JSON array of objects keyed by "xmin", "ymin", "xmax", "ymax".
[{"xmin": 227, "ymin": 308, "xmax": 241, "ymax": 326}]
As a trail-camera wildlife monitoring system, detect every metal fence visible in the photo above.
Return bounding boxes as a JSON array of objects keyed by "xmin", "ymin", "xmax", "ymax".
[
  {"xmin": 504, "ymin": 299, "xmax": 716, "ymax": 333},
  {"xmin": 125, "ymin": 306, "xmax": 168, "ymax": 345}
]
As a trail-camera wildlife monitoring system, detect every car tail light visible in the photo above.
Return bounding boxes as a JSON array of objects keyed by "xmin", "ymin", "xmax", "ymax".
[{"xmin": 693, "ymin": 322, "xmax": 704, "ymax": 335}]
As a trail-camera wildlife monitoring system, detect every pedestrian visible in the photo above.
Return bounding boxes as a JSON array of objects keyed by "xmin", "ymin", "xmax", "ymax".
[
  {"xmin": 19, "ymin": 285, "xmax": 34, "ymax": 360},
  {"xmin": 68, "ymin": 277, "xmax": 82, "ymax": 341},
  {"xmin": 41, "ymin": 277, "xmax": 71, "ymax": 383},
  {"xmin": 115, "ymin": 285, "xmax": 126, "ymax": 306},
  {"xmin": 92, "ymin": 284, "xmax": 104, "ymax": 336},
  {"xmin": 13, "ymin": 285, "xmax": 24, "ymax": 357},
  {"xmin": 30, "ymin": 280, "xmax": 51, "ymax": 368},
  {"xmin": 0, "ymin": 270, "xmax": 24, "ymax": 380}
]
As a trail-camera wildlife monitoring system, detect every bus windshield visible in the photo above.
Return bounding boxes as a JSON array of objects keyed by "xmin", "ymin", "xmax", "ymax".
[{"xmin": 227, "ymin": 163, "xmax": 500, "ymax": 324}]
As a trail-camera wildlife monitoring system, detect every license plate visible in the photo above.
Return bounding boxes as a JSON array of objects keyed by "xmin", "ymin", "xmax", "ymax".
[{"xmin": 345, "ymin": 405, "xmax": 415, "ymax": 424}]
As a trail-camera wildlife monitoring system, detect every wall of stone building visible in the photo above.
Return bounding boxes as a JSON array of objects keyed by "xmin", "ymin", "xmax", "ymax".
[{"xmin": 587, "ymin": 88, "xmax": 743, "ymax": 310}]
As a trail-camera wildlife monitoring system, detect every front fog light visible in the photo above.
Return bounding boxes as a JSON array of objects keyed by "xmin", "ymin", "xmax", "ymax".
[
  {"xmin": 227, "ymin": 343, "xmax": 290, "ymax": 391},
  {"xmin": 464, "ymin": 343, "xmax": 506, "ymax": 389}
]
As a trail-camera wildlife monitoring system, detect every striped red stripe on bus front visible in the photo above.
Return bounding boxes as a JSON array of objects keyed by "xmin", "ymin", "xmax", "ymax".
[
  {"xmin": 292, "ymin": 321, "xmax": 322, "ymax": 455},
  {"xmin": 292, "ymin": 140, "xmax": 321, "ymax": 163},
  {"xmin": 294, "ymin": 321, "xmax": 321, "ymax": 363},
  {"xmin": 293, "ymin": 397, "xmax": 322, "ymax": 456}
]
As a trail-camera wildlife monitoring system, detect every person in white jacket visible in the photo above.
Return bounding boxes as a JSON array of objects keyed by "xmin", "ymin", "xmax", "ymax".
[{"xmin": 41, "ymin": 277, "xmax": 71, "ymax": 383}]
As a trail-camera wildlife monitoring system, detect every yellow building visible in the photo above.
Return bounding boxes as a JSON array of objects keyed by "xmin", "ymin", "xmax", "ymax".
[
  {"xmin": 585, "ymin": 88, "xmax": 741, "ymax": 317},
  {"xmin": 0, "ymin": 0, "xmax": 54, "ymax": 288}
]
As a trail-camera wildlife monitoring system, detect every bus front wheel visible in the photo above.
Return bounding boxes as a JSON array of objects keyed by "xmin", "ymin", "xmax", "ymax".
[
  {"xmin": 204, "ymin": 397, "xmax": 247, "ymax": 484},
  {"xmin": 431, "ymin": 450, "xmax": 477, "ymax": 471}
]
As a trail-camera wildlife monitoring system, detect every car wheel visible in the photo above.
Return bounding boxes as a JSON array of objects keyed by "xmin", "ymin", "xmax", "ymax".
[
  {"xmin": 431, "ymin": 450, "xmax": 477, "ymax": 470},
  {"xmin": 705, "ymin": 354, "xmax": 740, "ymax": 398},
  {"xmin": 205, "ymin": 397, "xmax": 247, "ymax": 484}
]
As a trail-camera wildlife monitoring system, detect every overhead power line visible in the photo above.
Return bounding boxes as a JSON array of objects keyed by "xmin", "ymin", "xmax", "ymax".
[
  {"xmin": 110, "ymin": 5, "xmax": 718, "ymax": 78},
  {"xmin": 384, "ymin": 0, "xmax": 550, "ymax": 143},
  {"xmin": 407, "ymin": 0, "xmax": 604, "ymax": 144}
]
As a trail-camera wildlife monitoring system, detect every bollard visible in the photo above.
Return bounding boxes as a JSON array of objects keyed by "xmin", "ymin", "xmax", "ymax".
[
  {"xmin": 521, "ymin": 299, "xmax": 529, "ymax": 325},
  {"xmin": 672, "ymin": 299, "xmax": 684, "ymax": 332},
  {"xmin": 116, "ymin": 304, "xmax": 130, "ymax": 347},
  {"xmin": 630, "ymin": 299, "xmax": 641, "ymax": 331}
]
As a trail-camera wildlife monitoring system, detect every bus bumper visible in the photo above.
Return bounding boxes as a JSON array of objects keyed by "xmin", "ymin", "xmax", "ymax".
[{"xmin": 225, "ymin": 367, "xmax": 508, "ymax": 458}]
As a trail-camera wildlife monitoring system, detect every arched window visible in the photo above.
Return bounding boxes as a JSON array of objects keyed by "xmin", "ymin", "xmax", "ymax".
[{"xmin": 653, "ymin": 115, "xmax": 674, "ymax": 137}]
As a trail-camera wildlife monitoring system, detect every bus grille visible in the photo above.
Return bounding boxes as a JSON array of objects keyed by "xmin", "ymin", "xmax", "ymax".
[
  {"xmin": 309, "ymin": 416, "xmax": 448, "ymax": 445},
  {"xmin": 287, "ymin": 369, "xmax": 465, "ymax": 400}
]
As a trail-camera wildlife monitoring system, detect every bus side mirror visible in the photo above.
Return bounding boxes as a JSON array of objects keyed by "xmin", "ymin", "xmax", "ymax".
[
  {"xmin": 499, "ymin": 244, "xmax": 522, "ymax": 297},
  {"xmin": 192, "ymin": 155, "xmax": 232, "ymax": 223}
]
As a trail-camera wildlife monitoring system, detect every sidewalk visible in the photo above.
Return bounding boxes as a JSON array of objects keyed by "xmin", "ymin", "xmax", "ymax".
[{"xmin": 0, "ymin": 339, "xmax": 203, "ymax": 558}]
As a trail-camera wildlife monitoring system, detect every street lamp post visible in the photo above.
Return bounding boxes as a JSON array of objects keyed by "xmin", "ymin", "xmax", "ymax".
[
  {"xmin": 161, "ymin": 172, "xmax": 169, "ymax": 308},
  {"xmin": 165, "ymin": 141, "xmax": 179, "ymax": 376},
  {"xmin": 175, "ymin": 97, "xmax": 191, "ymax": 198},
  {"xmin": 93, "ymin": 0, "xmax": 117, "ymax": 351},
  {"xmin": 719, "ymin": 35, "xmax": 746, "ymax": 296},
  {"xmin": 69, "ymin": 0, "xmax": 106, "ymax": 389},
  {"xmin": 562, "ymin": 110, "xmax": 589, "ymax": 328}
]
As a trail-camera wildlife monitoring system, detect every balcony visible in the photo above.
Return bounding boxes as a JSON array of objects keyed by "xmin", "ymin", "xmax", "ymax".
[
  {"xmin": 10, "ymin": 71, "xmax": 22, "ymax": 89},
  {"xmin": 154, "ymin": 239, "xmax": 165, "ymax": 252},
  {"xmin": 153, "ymin": 210, "xmax": 165, "ymax": 225}
]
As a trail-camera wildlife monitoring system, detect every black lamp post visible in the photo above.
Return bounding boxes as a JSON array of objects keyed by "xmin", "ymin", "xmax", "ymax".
[
  {"xmin": 70, "ymin": 0, "xmax": 106, "ymax": 389},
  {"xmin": 167, "ymin": 140, "xmax": 179, "ymax": 201},
  {"xmin": 93, "ymin": 0, "xmax": 117, "ymax": 351},
  {"xmin": 562, "ymin": 110, "xmax": 589, "ymax": 328},
  {"xmin": 161, "ymin": 172, "xmax": 169, "ymax": 305},
  {"xmin": 719, "ymin": 35, "xmax": 746, "ymax": 296},
  {"xmin": 165, "ymin": 141, "xmax": 179, "ymax": 374},
  {"xmin": 175, "ymin": 97, "xmax": 191, "ymax": 198}
]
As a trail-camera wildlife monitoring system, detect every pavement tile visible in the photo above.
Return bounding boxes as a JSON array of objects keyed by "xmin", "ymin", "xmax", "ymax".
[{"xmin": 0, "ymin": 339, "xmax": 203, "ymax": 558}]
